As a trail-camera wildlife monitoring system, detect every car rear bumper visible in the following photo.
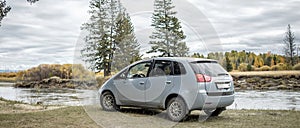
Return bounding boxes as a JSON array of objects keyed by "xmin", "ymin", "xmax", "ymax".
[{"xmin": 190, "ymin": 90, "xmax": 235, "ymax": 110}]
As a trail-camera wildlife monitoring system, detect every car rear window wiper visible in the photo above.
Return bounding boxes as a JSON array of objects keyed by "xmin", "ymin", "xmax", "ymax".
[{"xmin": 217, "ymin": 73, "xmax": 229, "ymax": 76}]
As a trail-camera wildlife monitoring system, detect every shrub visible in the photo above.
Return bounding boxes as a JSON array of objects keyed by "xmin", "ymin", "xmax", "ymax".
[
  {"xmin": 96, "ymin": 76, "xmax": 111, "ymax": 87},
  {"xmin": 238, "ymin": 63, "xmax": 248, "ymax": 72},
  {"xmin": 247, "ymin": 64, "xmax": 253, "ymax": 71},
  {"xmin": 254, "ymin": 67, "xmax": 261, "ymax": 71},
  {"xmin": 251, "ymin": 65, "xmax": 256, "ymax": 71},
  {"xmin": 277, "ymin": 63, "xmax": 288, "ymax": 70},
  {"xmin": 271, "ymin": 65, "xmax": 281, "ymax": 71},
  {"xmin": 260, "ymin": 66, "xmax": 271, "ymax": 71},
  {"xmin": 293, "ymin": 63, "xmax": 300, "ymax": 70},
  {"xmin": 0, "ymin": 72, "xmax": 17, "ymax": 78}
]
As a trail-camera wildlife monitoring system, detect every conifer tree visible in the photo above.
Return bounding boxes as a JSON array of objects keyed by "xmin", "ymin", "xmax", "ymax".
[
  {"xmin": 148, "ymin": 0, "xmax": 188, "ymax": 57},
  {"xmin": 81, "ymin": 0, "xmax": 140, "ymax": 76},
  {"xmin": 113, "ymin": 12, "xmax": 141, "ymax": 71},
  {"xmin": 0, "ymin": 0, "xmax": 11, "ymax": 26},
  {"xmin": 283, "ymin": 24, "xmax": 296, "ymax": 66},
  {"xmin": 225, "ymin": 53, "xmax": 233, "ymax": 72}
]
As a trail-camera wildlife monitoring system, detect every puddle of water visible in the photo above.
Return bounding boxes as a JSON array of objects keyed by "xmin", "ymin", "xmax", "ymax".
[{"xmin": 0, "ymin": 82, "xmax": 299, "ymax": 110}]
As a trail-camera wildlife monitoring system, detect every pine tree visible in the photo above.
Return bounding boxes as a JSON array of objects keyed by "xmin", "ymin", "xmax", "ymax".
[
  {"xmin": 81, "ymin": 0, "xmax": 109, "ymax": 75},
  {"xmin": 148, "ymin": 0, "xmax": 188, "ymax": 57},
  {"xmin": 273, "ymin": 55, "xmax": 277, "ymax": 65},
  {"xmin": 265, "ymin": 56, "xmax": 272, "ymax": 66},
  {"xmin": 0, "ymin": 0, "xmax": 11, "ymax": 26},
  {"xmin": 225, "ymin": 53, "xmax": 233, "ymax": 72},
  {"xmin": 247, "ymin": 63, "xmax": 252, "ymax": 71},
  {"xmin": 81, "ymin": 0, "xmax": 139, "ymax": 76},
  {"xmin": 112, "ymin": 12, "xmax": 141, "ymax": 71},
  {"xmin": 283, "ymin": 24, "xmax": 296, "ymax": 66}
]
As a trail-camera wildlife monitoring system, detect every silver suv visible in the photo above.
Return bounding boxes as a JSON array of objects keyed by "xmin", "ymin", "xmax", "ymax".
[{"xmin": 99, "ymin": 57, "xmax": 234, "ymax": 121}]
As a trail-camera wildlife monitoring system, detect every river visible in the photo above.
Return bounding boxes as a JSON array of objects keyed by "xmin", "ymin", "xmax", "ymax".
[{"xmin": 0, "ymin": 82, "xmax": 299, "ymax": 110}]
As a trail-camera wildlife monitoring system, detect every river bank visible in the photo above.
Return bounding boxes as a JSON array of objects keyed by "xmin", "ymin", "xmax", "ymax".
[
  {"xmin": 230, "ymin": 71, "xmax": 300, "ymax": 90},
  {"xmin": 13, "ymin": 76, "xmax": 97, "ymax": 89},
  {"xmin": 0, "ymin": 97, "xmax": 65, "ymax": 114},
  {"xmin": 4, "ymin": 71, "xmax": 298, "ymax": 90}
]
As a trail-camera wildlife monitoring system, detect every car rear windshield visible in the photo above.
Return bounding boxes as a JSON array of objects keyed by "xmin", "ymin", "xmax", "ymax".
[{"xmin": 189, "ymin": 61, "xmax": 227, "ymax": 77}]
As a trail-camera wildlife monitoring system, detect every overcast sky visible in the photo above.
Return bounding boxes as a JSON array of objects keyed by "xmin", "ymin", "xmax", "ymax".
[{"xmin": 0, "ymin": 0, "xmax": 300, "ymax": 70}]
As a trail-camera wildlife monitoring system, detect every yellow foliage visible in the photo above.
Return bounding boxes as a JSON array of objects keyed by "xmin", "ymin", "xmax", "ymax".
[
  {"xmin": 16, "ymin": 64, "xmax": 94, "ymax": 81},
  {"xmin": 0, "ymin": 72, "xmax": 16, "ymax": 78}
]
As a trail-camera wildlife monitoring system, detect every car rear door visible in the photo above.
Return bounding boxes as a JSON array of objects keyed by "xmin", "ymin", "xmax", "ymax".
[
  {"xmin": 190, "ymin": 61, "xmax": 234, "ymax": 94},
  {"xmin": 145, "ymin": 60, "xmax": 174, "ymax": 107}
]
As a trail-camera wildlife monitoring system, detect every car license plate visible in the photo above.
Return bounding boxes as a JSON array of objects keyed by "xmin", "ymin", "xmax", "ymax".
[{"xmin": 216, "ymin": 83, "xmax": 230, "ymax": 89}]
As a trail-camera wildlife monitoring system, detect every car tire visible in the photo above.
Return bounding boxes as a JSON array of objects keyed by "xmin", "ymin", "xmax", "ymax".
[
  {"xmin": 100, "ymin": 91, "xmax": 120, "ymax": 111},
  {"xmin": 204, "ymin": 107, "xmax": 226, "ymax": 117},
  {"xmin": 167, "ymin": 97, "xmax": 188, "ymax": 122}
]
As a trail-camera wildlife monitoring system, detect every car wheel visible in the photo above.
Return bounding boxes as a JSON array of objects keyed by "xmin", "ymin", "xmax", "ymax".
[
  {"xmin": 100, "ymin": 92, "xmax": 120, "ymax": 111},
  {"xmin": 167, "ymin": 97, "xmax": 188, "ymax": 122},
  {"xmin": 204, "ymin": 107, "xmax": 226, "ymax": 117}
]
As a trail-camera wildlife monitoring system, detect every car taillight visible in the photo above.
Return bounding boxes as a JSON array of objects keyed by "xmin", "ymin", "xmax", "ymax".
[{"xmin": 196, "ymin": 74, "xmax": 212, "ymax": 82}]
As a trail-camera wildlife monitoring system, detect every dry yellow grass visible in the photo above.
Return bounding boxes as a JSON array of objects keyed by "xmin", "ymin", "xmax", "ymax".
[
  {"xmin": 95, "ymin": 71, "xmax": 116, "ymax": 77},
  {"xmin": 229, "ymin": 70, "xmax": 300, "ymax": 77},
  {"xmin": 0, "ymin": 77, "xmax": 16, "ymax": 82}
]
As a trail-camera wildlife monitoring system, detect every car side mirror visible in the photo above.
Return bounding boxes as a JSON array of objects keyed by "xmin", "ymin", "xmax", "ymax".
[
  {"xmin": 145, "ymin": 63, "xmax": 151, "ymax": 67},
  {"xmin": 120, "ymin": 73, "xmax": 126, "ymax": 78}
]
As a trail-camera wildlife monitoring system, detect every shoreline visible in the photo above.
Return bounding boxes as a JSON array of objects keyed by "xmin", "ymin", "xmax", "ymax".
[
  {"xmin": 230, "ymin": 71, "xmax": 300, "ymax": 90},
  {"xmin": 0, "ymin": 97, "xmax": 66, "ymax": 114}
]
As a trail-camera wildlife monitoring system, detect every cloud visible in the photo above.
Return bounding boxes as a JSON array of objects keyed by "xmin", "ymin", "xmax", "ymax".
[
  {"xmin": 0, "ymin": 0, "xmax": 89, "ymax": 70},
  {"xmin": 128, "ymin": 0, "xmax": 300, "ymax": 55},
  {"xmin": 0, "ymin": 0, "xmax": 299, "ymax": 70},
  {"xmin": 187, "ymin": 0, "xmax": 300, "ymax": 53}
]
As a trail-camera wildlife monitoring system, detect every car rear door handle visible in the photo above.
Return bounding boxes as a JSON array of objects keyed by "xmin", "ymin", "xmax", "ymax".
[
  {"xmin": 166, "ymin": 81, "xmax": 172, "ymax": 84},
  {"xmin": 139, "ymin": 81, "xmax": 145, "ymax": 85}
]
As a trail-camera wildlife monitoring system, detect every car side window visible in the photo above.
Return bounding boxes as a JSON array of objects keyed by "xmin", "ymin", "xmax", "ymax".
[
  {"xmin": 149, "ymin": 60, "xmax": 172, "ymax": 76},
  {"xmin": 173, "ymin": 61, "xmax": 186, "ymax": 75},
  {"xmin": 127, "ymin": 62, "xmax": 151, "ymax": 79}
]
